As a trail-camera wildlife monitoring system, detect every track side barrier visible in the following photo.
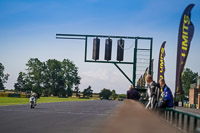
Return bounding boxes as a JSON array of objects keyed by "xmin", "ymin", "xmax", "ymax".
[{"xmin": 162, "ymin": 108, "xmax": 200, "ymax": 133}]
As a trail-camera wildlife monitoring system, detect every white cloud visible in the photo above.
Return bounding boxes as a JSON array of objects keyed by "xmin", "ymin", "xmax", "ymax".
[
  {"xmin": 81, "ymin": 69, "xmax": 109, "ymax": 81},
  {"xmin": 79, "ymin": 68, "xmax": 131, "ymax": 94}
]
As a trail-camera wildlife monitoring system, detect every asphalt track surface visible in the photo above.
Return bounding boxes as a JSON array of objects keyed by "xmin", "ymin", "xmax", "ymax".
[{"xmin": 0, "ymin": 100, "xmax": 121, "ymax": 133}]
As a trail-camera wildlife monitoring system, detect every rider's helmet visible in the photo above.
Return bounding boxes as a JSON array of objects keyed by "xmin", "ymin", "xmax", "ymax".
[{"xmin": 31, "ymin": 93, "xmax": 36, "ymax": 97}]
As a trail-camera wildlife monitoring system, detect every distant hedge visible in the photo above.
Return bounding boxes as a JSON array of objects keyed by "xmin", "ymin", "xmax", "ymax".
[
  {"xmin": 0, "ymin": 92, "xmax": 8, "ymax": 97},
  {"xmin": 8, "ymin": 93, "xmax": 20, "ymax": 98},
  {"xmin": 0, "ymin": 92, "xmax": 27, "ymax": 98}
]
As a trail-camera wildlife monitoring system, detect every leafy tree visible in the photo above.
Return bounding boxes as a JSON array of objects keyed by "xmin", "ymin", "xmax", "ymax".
[
  {"xmin": 182, "ymin": 68, "xmax": 198, "ymax": 97},
  {"xmin": 83, "ymin": 86, "xmax": 93, "ymax": 97},
  {"xmin": 175, "ymin": 94, "xmax": 185, "ymax": 102},
  {"xmin": 17, "ymin": 58, "xmax": 81, "ymax": 97},
  {"xmin": 26, "ymin": 58, "xmax": 44, "ymax": 97},
  {"xmin": 99, "ymin": 88, "xmax": 112, "ymax": 100},
  {"xmin": 44, "ymin": 59, "xmax": 65, "ymax": 96},
  {"xmin": 66, "ymin": 88, "xmax": 73, "ymax": 97},
  {"xmin": 0, "ymin": 63, "xmax": 9, "ymax": 90},
  {"xmin": 74, "ymin": 86, "xmax": 80, "ymax": 97},
  {"xmin": 23, "ymin": 75, "xmax": 33, "ymax": 92},
  {"xmin": 118, "ymin": 94, "xmax": 127, "ymax": 99},
  {"xmin": 14, "ymin": 72, "xmax": 26, "ymax": 92},
  {"xmin": 111, "ymin": 90, "xmax": 118, "ymax": 100},
  {"xmin": 61, "ymin": 59, "xmax": 81, "ymax": 96}
]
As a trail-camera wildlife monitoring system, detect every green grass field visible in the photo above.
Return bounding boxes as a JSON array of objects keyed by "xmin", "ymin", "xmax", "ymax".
[{"xmin": 0, "ymin": 97, "xmax": 91, "ymax": 106}]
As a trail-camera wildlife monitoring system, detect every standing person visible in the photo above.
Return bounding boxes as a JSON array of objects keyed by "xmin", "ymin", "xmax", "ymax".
[
  {"xmin": 127, "ymin": 85, "xmax": 140, "ymax": 100},
  {"xmin": 159, "ymin": 79, "xmax": 173, "ymax": 108},
  {"xmin": 145, "ymin": 74, "xmax": 160, "ymax": 109}
]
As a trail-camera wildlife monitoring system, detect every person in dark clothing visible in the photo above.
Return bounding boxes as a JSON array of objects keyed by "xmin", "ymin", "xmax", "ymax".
[
  {"xmin": 127, "ymin": 85, "xmax": 140, "ymax": 100},
  {"xmin": 145, "ymin": 74, "xmax": 160, "ymax": 109},
  {"xmin": 158, "ymin": 79, "xmax": 173, "ymax": 108}
]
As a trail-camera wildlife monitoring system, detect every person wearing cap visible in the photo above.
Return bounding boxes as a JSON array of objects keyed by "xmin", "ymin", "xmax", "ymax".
[
  {"xmin": 159, "ymin": 79, "xmax": 173, "ymax": 108},
  {"xmin": 127, "ymin": 85, "xmax": 140, "ymax": 100}
]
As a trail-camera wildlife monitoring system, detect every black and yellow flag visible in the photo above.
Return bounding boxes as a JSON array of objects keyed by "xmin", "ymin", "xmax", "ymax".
[
  {"xmin": 157, "ymin": 41, "xmax": 166, "ymax": 83},
  {"xmin": 176, "ymin": 4, "xmax": 195, "ymax": 95},
  {"xmin": 151, "ymin": 59, "xmax": 154, "ymax": 77},
  {"xmin": 139, "ymin": 75, "xmax": 142, "ymax": 88},
  {"xmin": 136, "ymin": 77, "xmax": 140, "ymax": 87},
  {"xmin": 143, "ymin": 67, "xmax": 148, "ymax": 87}
]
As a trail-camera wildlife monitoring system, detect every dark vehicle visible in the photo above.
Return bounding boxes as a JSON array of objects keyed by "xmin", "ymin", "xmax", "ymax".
[
  {"xmin": 100, "ymin": 97, "xmax": 112, "ymax": 100},
  {"xmin": 118, "ymin": 98, "xmax": 124, "ymax": 101}
]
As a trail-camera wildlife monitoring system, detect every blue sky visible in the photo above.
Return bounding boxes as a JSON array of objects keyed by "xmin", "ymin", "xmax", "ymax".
[{"xmin": 0, "ymin": 0, "xmax": 200, "ymax": 94}]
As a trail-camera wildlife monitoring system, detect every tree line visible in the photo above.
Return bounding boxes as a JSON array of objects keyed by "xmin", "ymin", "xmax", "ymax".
[
  {"xmin": 1, "ymin": 60, "xmax": 198, "ymax": 100},
  {"xmin": 0, "ymin": 63, "xmax": 9, "ymax": 90},
  {"xmin": 0, "ymin": 60, "xmax": 122, "ymax": 99},
  {"xmin": 14, "ymin": 58, "xmax": 81, "ymax": 97}
]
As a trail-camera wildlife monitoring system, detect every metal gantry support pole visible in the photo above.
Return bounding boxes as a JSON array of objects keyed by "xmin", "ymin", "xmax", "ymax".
[
  {"xmin": 132, "ymin": 38, "xmax": 138, "ymax": 87},
  {"xmin": 149, "ymin": 38, "xmax": 153, "ymax": 75},
  {"xmin": 84, "ymin": 36, "xmax": 88, "ymax": 62},
  {"xmin": 114, "ymin": 63, "xmax": 132, "ymax": 84}
]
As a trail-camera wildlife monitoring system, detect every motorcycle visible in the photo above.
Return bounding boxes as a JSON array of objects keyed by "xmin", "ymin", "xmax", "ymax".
[{"xmin": 30, "ymin": 96, "xmax": 36, "ymax": 109}]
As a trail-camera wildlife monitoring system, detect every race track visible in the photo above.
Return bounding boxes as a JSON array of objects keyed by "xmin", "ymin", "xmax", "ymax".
[{"xmin": 0, "ymin": 100, "xmax": 120, "ymax": 133}]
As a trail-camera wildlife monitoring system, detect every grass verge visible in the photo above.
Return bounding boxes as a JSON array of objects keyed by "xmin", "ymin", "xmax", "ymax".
[{"xmin": 0, "ymin": 97, "xmax": 91, "ymax": 106}]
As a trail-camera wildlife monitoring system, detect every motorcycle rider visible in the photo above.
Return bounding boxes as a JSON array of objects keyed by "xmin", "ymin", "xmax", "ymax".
[
  {"xmin": 30, "ymin": 93, "xmax": 37, "ymax": 108},
  {"xmin": 145, "ymin": 74, "xmax": 160, "ymax": 109}
]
